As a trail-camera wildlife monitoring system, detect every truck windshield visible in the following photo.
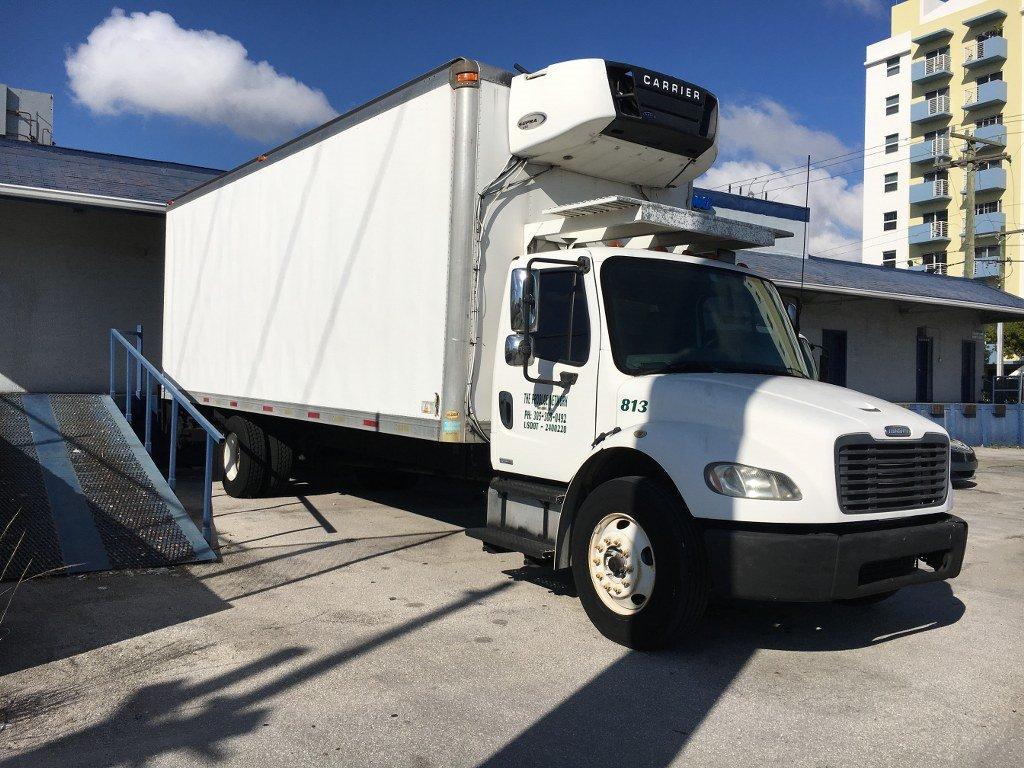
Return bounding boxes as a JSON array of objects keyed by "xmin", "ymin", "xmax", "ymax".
[{"xmin": 601, "ymin": 256, "xmax": 807, "ymax": 377}]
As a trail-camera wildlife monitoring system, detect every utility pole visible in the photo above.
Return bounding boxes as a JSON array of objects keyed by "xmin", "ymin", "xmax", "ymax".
[{"xmin": 939, "ymin": 131, "xmax": 1010, "ymax": 279}]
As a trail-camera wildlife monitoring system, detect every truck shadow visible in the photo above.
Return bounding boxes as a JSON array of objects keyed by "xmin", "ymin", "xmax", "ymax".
[
  {"xmin": 0, "ymin": 575, "xmax": 964, "ymax": 768},
  {"xmin": 476, "ymin": 577, "xmax": 964, "ymax": 767}
]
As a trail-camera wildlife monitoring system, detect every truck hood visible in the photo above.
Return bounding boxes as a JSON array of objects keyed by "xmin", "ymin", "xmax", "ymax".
[
  {"xmin": 610, "ymin": 373, "xmax": 950, "ymax": 524},
  {"xmin": 617, "ymin": 373, "xmax": 941, "ymax": 443}
]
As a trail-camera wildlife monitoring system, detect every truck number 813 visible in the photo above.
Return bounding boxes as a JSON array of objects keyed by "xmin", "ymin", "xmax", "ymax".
[{"xmin": 620, "ymin": 399, "xmax": 649, "ymax": 413}]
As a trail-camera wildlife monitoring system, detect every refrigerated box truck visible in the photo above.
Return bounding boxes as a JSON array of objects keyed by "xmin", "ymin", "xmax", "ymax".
[{"xmin": 164, "ymin": 58, "xmax": 967, "ymax": 648}]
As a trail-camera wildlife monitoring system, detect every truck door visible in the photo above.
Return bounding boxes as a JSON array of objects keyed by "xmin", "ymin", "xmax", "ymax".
[{"xmin": 491, "ymin": 261, "xmax": 600, "ymax": 482}]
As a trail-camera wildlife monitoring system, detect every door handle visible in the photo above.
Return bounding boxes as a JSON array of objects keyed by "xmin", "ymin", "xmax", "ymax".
[{"xmin": 498, "ymin": 391, "xmax": 513, "ymax": 429}]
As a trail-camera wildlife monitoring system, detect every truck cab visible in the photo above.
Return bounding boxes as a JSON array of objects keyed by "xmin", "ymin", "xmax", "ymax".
[{"xmin": 483, "ymin": 246, "xmax": 966, "ymax": 648}]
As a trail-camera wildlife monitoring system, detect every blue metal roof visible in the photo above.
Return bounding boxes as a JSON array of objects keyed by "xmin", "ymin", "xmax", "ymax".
[
  {"xmin": 692, "ymin": 187, "xmax": 810, "ymax": 223},
  {"xmin": 742, "ymin": 251, "xmax": 1024, "ymax": 318},
  {"xmin": 0, "ymin": 137, "xmax": 221, "ymax": 205}
]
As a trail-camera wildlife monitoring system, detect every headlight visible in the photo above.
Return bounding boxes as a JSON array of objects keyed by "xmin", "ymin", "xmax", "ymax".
[
  {"xmin": 704, "ymin": 462, "xmax": 802, "ymax": 501},
  {"xmin": 949, "ymin": 439, "xmax": 971, "ymax": 453}
]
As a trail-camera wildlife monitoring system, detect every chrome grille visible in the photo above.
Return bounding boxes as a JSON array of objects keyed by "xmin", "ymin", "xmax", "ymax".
[{"xmin": 836, "ymin": 435, "xmax": 949, "ymax": 514}]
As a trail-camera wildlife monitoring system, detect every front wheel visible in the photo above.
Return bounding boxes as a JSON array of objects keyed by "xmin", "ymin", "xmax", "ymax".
[{"xmin": 570, "ymin": 476, "xmax": 708, "ymax": 650}]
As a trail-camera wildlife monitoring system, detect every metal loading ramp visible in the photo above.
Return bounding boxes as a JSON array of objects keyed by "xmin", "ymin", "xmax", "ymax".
[{"xmin": 0, "ymin": 394, "xmax": 215, "ymax": 580}]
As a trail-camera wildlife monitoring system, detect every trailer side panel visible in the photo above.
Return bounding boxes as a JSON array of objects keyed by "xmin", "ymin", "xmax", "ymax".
[{"xmin": 163, "ymin": 84, "xmax": 456, "ymax": 429}]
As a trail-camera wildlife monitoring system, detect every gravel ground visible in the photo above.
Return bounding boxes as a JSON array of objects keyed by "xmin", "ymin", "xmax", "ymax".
[{"xmin": 0, "ymin": 448, "xmax": 1021, "ymax": 767}]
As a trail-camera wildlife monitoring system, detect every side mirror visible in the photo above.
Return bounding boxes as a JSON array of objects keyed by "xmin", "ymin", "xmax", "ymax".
[
  {"xmin": 505, "ymin": 334, "xmax": 532, "ymax": 367},
  {"xmin": 510, "ymin": 268, "xmax": 538, "ymax": 333},
  {"xmin": 798, "ymin": 334, "xmax": 819, "ymax": 381},
  {"xmin": 785, "ymin": 301, "xmax": 799, "ymax": 327}
]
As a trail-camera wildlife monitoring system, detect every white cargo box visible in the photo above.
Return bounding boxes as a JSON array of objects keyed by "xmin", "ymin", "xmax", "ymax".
[{"xmin": 163, "ymin": 58, "xmax": 774, "ymax": 443}]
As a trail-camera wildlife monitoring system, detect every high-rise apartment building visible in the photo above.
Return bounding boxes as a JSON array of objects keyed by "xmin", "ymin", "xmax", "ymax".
[{"xmin": 863, "ymin": 1, "xmax": 1017, "ymax": 293}]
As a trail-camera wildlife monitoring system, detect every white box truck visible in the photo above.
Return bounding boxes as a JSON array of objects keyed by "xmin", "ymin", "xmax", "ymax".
[{"xmin": 164, "ymin": 58, "xmax": 967, "ymax": 648}]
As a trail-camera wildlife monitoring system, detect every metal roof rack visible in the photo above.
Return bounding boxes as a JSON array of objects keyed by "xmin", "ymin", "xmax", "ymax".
[{"xmin": 524, "ymin": 195, "xmax": 789, "ymax": 251}]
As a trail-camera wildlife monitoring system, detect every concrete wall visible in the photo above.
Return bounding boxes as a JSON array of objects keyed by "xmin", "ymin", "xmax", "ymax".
[
  {"xmin": 862, "ymin": 31, "xmax": 912, "ymax": 267},
  {"xmin": 788, "ymin": 289, "xmax": 984, "ymax": 403},
  {"xmin": 0, "ymin": 198, "xmax": 164, "ymax": 393}
]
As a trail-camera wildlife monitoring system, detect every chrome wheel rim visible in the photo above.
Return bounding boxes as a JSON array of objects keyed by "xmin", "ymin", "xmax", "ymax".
[{"xmin": 223, "ymin": 433, "xmax": 240, "ymax": 482}]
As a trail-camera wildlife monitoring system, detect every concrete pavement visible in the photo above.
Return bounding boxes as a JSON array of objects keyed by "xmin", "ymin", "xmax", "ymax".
[{"xmin": 0, "ymin": 449, "xmax": 1021, "ymax": 767}]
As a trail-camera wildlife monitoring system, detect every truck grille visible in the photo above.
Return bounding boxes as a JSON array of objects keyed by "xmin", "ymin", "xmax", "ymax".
[{"xmin": 836, "ymin": 434, "xmax": 949, "ymax": 514}]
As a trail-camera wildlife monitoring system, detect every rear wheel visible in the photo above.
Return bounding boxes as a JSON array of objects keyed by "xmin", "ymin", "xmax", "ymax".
[
  {"xmin": 265, "ymin": 430, "xmax": 295, "ymax": 494},
  {"xmin": 221, "ymin": 415, "xmax": 270, "ymax": 498},
  {"xmin": 570, "ymin": 476, "xmax": 708, "ymax": 650}
]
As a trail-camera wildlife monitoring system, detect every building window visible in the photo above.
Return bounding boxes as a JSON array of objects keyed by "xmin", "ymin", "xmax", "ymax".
[
  {"xmin": 961, "ymin": 340, "xmax": 977, "ymax": 403},
  {"xmin": 976, "ymin": 201, "xmax": 1001, "ymax": 216},
  {"xmin": 883, "ymin": 211, "xmax": 897, "ymax": 231},
  {"xmin": 923, "ymin": 169, "xmax": 948, "ymax": 182},
  {"xmin": 924, "ymin": 87, "xmax": 948, "ymax": 100},
  {"xmin": 977, "ymin": 158, "xmax": 1002, "ymax": 171},
  {"xmin": 976, "ymin": 71, "xmax": 1003, "ymax": 85},
  {"xmin": 885, "ymin": 95, "xmax": 899, "ymax": 115},
  {"xmin": 886, "ymin": 56, "xmax": 901, "ymax": 76},
  {"xmin": 921, "ymin": 251, "xmax": 947, "ymax": 274},
  {"xmin": 882, "ymin": 250, "xmax": 897, "ymax": 268},
  {"xmin": 976, "ymin": 114, "xmax": 1003, "ymax": 128},
  {"xmin": 820, "ymin": 330, "xmax": 848, "ymax": 387},
  {"xmin": 976, "ymin": 245, "xmax": 999, "ymax": 260},
  {"xmin": 885, "ymin": 133, "xmax": 899, "ymax": 154},
  {"xmin": 978, "ymin": 28, "xmax": 1003, "ymax": 41},
  {"xmin": 884, "ymin": 172, "xmax": 898, "ymax": 193}
]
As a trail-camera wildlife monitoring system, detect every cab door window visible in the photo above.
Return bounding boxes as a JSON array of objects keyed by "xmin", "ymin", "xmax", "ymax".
[{"xmin": 533, "ymin": 270, "xmax": 590, "ymax": 365}]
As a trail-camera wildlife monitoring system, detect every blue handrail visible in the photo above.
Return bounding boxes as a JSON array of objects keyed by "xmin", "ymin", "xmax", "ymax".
[{"xmin": 109, "ymin": 327, "xmax": 224, "ymax": 546}]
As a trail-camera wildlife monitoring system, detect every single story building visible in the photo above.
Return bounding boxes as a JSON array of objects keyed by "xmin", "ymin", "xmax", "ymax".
[
  {"xmin": 0, "ymin": 136, "xmax": 219, "ymax": 392},
  {"xmin": 744, "ymin": 251, "xmax": 1024, "ymax": 404}
]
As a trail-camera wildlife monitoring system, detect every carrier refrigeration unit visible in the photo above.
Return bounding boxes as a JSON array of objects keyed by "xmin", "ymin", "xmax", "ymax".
[{"xmin": 164, "ymin": 58, "xmax": 967, "ymax": 648}]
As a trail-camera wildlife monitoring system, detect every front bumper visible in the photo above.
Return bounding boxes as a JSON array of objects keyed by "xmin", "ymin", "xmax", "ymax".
[{"xmin": 702, "ymin": 514, "xmax": 967, "ymax": 602}]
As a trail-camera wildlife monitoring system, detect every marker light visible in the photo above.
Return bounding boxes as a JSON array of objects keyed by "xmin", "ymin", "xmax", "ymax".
[
  {"xmin": 704, "ymin": 463, "xmax": 801, "ymax": 501},
  {"xmin": 455, "ymin": 71, "xmax": 480, "ymax": 84}
]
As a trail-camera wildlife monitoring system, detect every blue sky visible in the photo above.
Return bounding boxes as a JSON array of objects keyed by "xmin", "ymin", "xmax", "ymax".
[{"xmin": 0, "ymin": 1, "xmax": 893, "ymax": 254}]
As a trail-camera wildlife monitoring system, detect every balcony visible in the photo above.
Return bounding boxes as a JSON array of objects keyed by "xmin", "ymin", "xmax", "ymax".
[
  {"xmin": 912, "ymin": 54, "xmax": 952, "ymax": 84},
  {"xmin": 910, "ymin": 137, "xmax": 951, "ymax": 165},
  {"xmin": 970, "ymin": 211, "xmax": 1006, "ymax": 238},
  {"xmin": 909, "ymin": 262, "xmax": 947, "ymax": 275},
  {"xmin": 911, "ymin": 95, "xmax": 951, "ymax": 124},
  {"xmin": 973, "ymin": 257, "xmax": 1002, "ymax": 279},
  {"xmin": 973, "ymin": 122, "xmax": 1007, "ymax": 148},
  {"xmin": 909, "ymin": 220, "xmax": 950, "ymax": 245},
  {"xmin": 910, "ymin": 178, "xmax": 951, "ymax": 205},
  {"xmin": 963, "ymin": 36, "xmax": 1008, "ymax": 69},
  {"xmin": 964, "ymin": 166, "xmax": 1007, "ymax": 195},
  {"xmin": 963, "ymin": 80, "xmax": 1007, "ymax": 111}
]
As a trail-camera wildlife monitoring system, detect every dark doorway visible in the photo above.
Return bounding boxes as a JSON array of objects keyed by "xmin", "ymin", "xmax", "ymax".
[
  {"xmin": 820, "ymin": 329, "xmax": 847, "ymax": 387},
  {"xmin": 916, "ymin": 333, "xmax": 934, "ymax": 402},
  {"xmin": 961, "ymin": 340, "xmax": 977, "ymax": 403}
]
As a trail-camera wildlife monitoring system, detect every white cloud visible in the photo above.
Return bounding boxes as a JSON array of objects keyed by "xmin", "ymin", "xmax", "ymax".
[
  {"xmin": 700, "ymin": 101, "xmax": 864, "ymax": 260},
  {"xmin": 66, "ymin": 9, "xmax": 337, "ymax": 141}
]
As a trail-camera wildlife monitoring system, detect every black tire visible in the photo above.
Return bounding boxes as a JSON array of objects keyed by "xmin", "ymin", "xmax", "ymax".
[
  {"xmin": 841, "ymin": 589, "xmax": 899, "ymax": 606},
  {"xmin": 353, "ymin": 466, "xmax": 420, "ymax": 492},
  {"xmin": 570, "ymin": 476, "xmax": 708, "ymax": 650},
  {"xmin": 265, "ymin": 431, "xmax": 295, "ymax": 494},
  {"xmin": 221, "ymin": 415, "xmax": 270, "ymax": 498}
]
